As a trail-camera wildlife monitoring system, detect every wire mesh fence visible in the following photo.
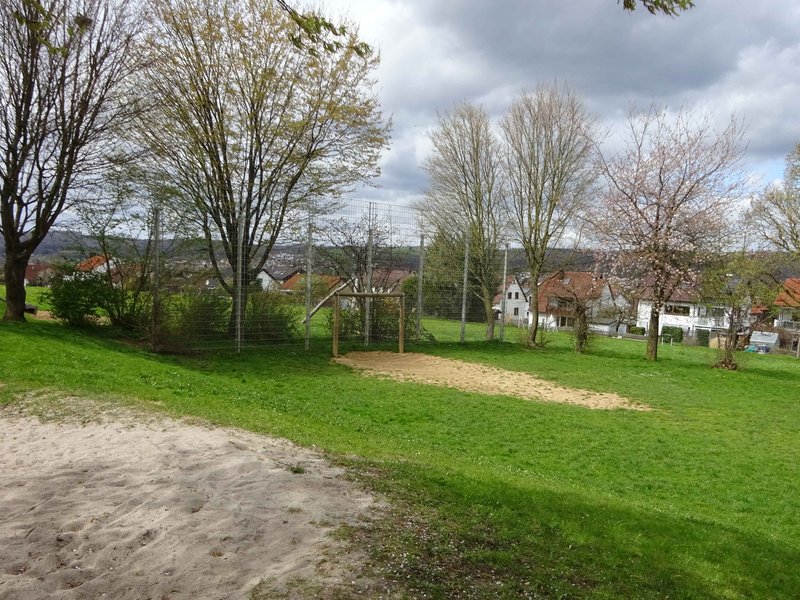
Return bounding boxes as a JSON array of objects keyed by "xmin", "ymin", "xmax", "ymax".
[{"xmin": 148, "ymin": 198, "xmax": 523, "ymax": 353}]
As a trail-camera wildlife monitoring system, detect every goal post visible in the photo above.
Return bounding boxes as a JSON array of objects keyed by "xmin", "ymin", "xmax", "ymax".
[{"xmin": 332, "ymin": 292, "xmax": 405, "ymax": 357}]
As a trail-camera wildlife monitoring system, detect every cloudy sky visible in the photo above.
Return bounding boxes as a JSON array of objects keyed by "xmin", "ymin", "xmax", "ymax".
[{"xmin": 324, "ymin": 0, "xmax": 800, "ymax": 207}]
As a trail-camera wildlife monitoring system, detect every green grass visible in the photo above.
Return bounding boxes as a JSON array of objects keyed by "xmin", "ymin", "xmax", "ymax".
[
  {"xmin": 0, "ymin": 284, "xmax": 53, "ymax": 312},
  {"xmin": 1, "ymin": 321, "xmax": 799, "ymax": 598}
]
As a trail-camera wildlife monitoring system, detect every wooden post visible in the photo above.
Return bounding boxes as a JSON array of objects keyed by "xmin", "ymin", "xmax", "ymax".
[
  {"xmin": 399, "ymin": 294, "xmax": 405, "ymax": 354},
  {"xmin": 333, "ymin": 295, "xmax": 340, "ymax": 357}
]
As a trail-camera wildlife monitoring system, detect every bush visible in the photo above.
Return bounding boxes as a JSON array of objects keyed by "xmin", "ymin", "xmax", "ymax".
[
  {"xmin": 629, "ymin": 326, "xmax": 646, "ymax": 336},
  {"xmin": 697, "ymin": 329, "xmax": 710, "ymax": 347},
  {"xmin": 661, "ymin": 326, "xmax": 683, "ymax": 343},
  {"xmin": 244, "ymin": 291, "xmax": 299, "ymax": 342},
  {"xmin": 163, "ymin": 289, "xmax": 230, "ymax": 346},
  {"xmin": 48, "ymin": 270, "xmax": 117, "ymax": 327},
  {"xmin": 325, "ymin": 297, "xmax": 431, "ymax": 342}
]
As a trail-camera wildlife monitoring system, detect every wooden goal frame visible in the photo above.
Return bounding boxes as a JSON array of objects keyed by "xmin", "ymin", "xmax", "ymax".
[{"xmin": 332, "ymin": 292, "xmax": 405, "ymax": 357}]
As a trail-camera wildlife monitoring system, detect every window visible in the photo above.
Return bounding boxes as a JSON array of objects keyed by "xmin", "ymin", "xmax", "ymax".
[
  {"xmin": 513, "ymin": 307, "xmax": 519, "ymax": 316},
  {"xmin": 664, "ymin": 304, "xmax": 690, "ymax": 316},
  {"xmin": 507, "ymin": 292, "xmax": 512, "ymax": 299},
  {"xmin": 514, "ymin": 292, "xmax": 519, "ymax": 299},
  {"xmin": 563, "ymin": 277, "xmax": 571, "ymax": 285},
  {"xmin": 559, "ymin": 316, "xmax": 575, "ymax": 328},
  {"xmin": 712, "ymin": 307, "xmax": 725, "ymax": 319}
]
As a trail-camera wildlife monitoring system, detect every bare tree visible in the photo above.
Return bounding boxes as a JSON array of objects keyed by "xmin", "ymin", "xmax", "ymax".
[
  {"xmin": 140, "ymin": 0, "xmax": 390, "ymax": 334},
  {"xmin": 1, "ymin": 0, "xmax": 144, "ymax": 321},
  {"xmin": 418, "ymin": 102, "xmax": 505, "ymax": 340},
  {"xmin": 749, "ymin": 143, "xmax": 800, "ymax": 259},
  {"xmin": 500, "ymin": 82, "xmax": 597, "ymax": 345},
  {"xmin": 593, "ymin": 104, "xmax": 749, "ymax": 361}
]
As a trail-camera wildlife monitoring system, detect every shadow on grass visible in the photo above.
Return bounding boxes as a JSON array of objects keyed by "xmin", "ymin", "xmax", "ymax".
[{"xmin": 350, "ymin": 457, "xmax": 800, "ymax": 599}]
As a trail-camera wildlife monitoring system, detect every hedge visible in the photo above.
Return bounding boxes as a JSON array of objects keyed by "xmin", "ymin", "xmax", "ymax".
[
  {"xmin": 661, "ymin": 326, "xmax": 683, "ymax": 343},
  {"xmin": 697, "ymin": 329, "xmax": 710, "ymax": 347},
  {"xmin": 629, "ymin": 326, "xmax": 646, "ymax": 336}
]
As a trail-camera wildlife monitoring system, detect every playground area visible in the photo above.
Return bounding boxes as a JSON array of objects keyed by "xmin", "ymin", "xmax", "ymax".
[{"xmin": 334, "ymin": 351, "xmax": 649, "ymax": 410}]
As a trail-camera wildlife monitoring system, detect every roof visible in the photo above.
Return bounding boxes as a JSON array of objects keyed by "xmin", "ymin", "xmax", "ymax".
[
  {"xmin": 281, "ymin": 273, "xmax": 342, "ymax": 291},
  {"xmin": 77, "ymin": 255, "xmax": 108, "ymax": 271},
  {"xmin": 25, "ymin": 264, "xmax": 55, "ymax": 280},
  {"xmin": 635, "ymin": 276, "xmax": 698, "ymax": 302},
  {"xmin": 537, "ymin": 271, "xmax": 608, "ymax": 313},
  {"xmin": 775, "ymin": 279, "xmax": 800, "ymax": 308}
]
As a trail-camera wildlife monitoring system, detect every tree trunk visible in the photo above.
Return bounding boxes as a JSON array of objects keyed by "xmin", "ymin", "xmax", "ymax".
[
  {"xmin": 645, "ymin": 307, "xmax": 660, "ymax": 361},
  {"xmin": 482, "ymin": 285, "xmax": 495, "ymax": 340},
  {"xmin": 2, "ymin": 254, "xmax": 29, "ymax": 322},
  {"xmin": 528, "ymin": 278, "xmax": 540, "ymax": 345}
]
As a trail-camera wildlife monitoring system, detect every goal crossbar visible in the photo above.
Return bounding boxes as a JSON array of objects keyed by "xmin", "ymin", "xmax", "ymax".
[{"xmin": 332, "ymin": 292, "xmax": 405, "ymax": 357}]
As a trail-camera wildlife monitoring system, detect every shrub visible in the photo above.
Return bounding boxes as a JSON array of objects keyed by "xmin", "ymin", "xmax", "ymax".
[
  {"xmin": 697, "ymin": 329, "xmax": 710, "ymax": 347},
  {"xmin": 164, "ymin": 289, "xmax": 230, "ymax": 346},
  {"xmin": 325, "ymin": 297, "xmax": 431, "ymax": 342},
  {"xmin": 244, "ymin": 291, "xmax": 299, "ymax": 342},
  {"xmin": 661, "ymin": 326, "xmax": 683, "ymax": 343},
  {"xmin": 629, "ymin": 326, "xmax": 646, "ymax": 336},
  {"xmin": 48, "ymin": 270, "xmax": 117, "ymax": 327}
]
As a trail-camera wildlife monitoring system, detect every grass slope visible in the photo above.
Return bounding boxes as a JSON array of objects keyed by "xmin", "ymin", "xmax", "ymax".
[{"xmin": 1, "ymin": 321, "xmax": 799, "ymax": 598}]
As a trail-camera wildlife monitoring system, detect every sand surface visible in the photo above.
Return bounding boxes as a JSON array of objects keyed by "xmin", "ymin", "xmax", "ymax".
[
  {"xmin": 0, "ymin": 404, "xmax": 378, "ymax": 600},
  {"xmin": 334, "ymin": 352, "xmax": 650, "ymax": 411}
]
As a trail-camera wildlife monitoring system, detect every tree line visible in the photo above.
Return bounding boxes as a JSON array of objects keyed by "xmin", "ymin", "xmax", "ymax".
[{"xmin": 418, "ymin": 82, "xmax": 800, "ymax": 363}]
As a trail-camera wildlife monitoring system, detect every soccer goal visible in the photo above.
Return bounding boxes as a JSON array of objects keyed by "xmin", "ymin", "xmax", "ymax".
[{"xmin": 332, "ymin": 292, "xmax": 405, "ymax": 357}]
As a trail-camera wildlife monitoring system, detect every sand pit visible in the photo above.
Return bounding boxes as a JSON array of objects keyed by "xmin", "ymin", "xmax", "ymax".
[
  {"xmin": 0, "ymin": 403, "xmax": 379, "ymax": 600},
  {"xmin": 334, "ymin": 352, "xmax": 650, "ymax": 411}
]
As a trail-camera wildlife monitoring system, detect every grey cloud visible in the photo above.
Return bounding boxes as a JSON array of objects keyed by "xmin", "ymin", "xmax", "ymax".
[{"xmin": 338, "ymin": 0, "xmax": 800, "ymax": 204}]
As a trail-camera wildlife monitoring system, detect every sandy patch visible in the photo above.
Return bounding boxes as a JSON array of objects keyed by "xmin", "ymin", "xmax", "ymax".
[
  {"xmin": 0, "ymin": 404, "xmax": 380, "ymax": 600},
  {"xmin": 334, "ymin": 352, "xmax": 650, "ymax": 411},
  {"xmin": 29, "ymin": 310, "xmax": 58, "ymax": 321}
]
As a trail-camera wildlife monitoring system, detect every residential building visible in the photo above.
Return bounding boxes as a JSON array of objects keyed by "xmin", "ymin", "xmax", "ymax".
[
  {"xmin": 492, "ymin": 275, "xmax": 531, "ymax": 326},
  {"xmin": 535, "ymin": 271, "xmax": 622, "ymax": 332}
]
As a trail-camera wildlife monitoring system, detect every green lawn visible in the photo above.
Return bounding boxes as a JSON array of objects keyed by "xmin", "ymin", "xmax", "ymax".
[
  {"xmin": 1, "ymin": 321, "xmax": 799, "ymax": 598},
  {"xmin": 0, "ymin": 284, "xmax": 53, "ymax": 312}
]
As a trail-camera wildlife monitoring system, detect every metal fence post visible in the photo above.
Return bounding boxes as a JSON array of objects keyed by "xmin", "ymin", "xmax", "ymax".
[
  {"xmin": 460, "ymin": 231, "xmax": 470, "ymax": 343},
  {"xmin": 365, "ymin": 202, "xmax": 374, "ymax": 346},
  {"xmin": 236, "ymin": 205, "xmax": 243, "ymax": 354},
  {"xmin": 416, "ymin": 233, "xmax": 424, "ymax": 343},
  {"xmin": 305, "ymin": 202, "xmax": 313, "ymax": 351},
  {"xmin": 152, "ymin": 202, "xmax": 161, "ymax": 353},
  {"xmin": 500, "ymin": 243, "xmax": 508, "ymax": 342}
]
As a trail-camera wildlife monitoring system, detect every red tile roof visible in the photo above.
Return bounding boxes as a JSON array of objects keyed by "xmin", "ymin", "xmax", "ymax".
[
  {"xmin": 77, "ymin": 255, "xmax": 108, "ymax": 271},
  {"xmin": 281, "ymin": 273, "xmax": 341, "ymax": 291},
  {"xmin": 25, "ymin": 264, "xmax": 55, "ymax": 281},
  {"xmin": 537, "ymin": 271, "xmax": 608, "ymax": 312},
  {"xmin": 775, "ymin": 278, "xmax": 800, "ymax": 308}
]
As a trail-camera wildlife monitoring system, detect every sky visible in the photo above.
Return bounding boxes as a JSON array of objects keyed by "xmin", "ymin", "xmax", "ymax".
[{"xmin": 323, "ymin": 0, "xmax": 800, "ymax": 207}]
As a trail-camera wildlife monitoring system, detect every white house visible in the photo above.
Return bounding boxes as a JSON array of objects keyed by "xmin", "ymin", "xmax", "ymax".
[
  {"xmin": 772, "ymin": 278, "xmax": 800, "ymax": 331},
  {"xmin": 492, "ymin": 275, "xmax": 531, "ymax": 327},
  {"xmin": 633, "ymin": 283, "xmax": 749, "ymax": 337},
  {"xmin": 256, "ymin": 269, "xmax": 282, "ymax": 291}
]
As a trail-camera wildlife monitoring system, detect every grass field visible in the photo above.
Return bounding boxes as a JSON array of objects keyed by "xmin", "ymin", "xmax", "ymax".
[
  {"xmin": 0, "ymin": 284, "xmax": 53, "ymax": 312},
  {"xmin": 1, "ymin": 320, "xmax": 799, "ymax": 598}
]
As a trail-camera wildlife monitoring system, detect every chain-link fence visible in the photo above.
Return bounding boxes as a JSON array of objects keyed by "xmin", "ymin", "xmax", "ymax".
[{"xmin": 148, "ymin": 198, "xmax": 524, "ymax": 353}]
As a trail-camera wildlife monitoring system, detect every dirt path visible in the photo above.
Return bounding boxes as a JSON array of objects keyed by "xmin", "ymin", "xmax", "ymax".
[
  {"xmin": 334, "ymin": 352, "xmax": 650, "ymax": 411},
  {"xmin": 0, "ymin": 402, "xmax": 381, "ymax": 600}
]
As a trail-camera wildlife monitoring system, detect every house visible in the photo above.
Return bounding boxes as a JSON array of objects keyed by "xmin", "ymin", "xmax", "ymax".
[
  {"xmin": 256, "ymin": 270, "xmax": 283, "ymax": 291},
  {"xmin": 535, "ymin": 271, "xmax": 622, "ymax": 331},
  {"xmin": 634, "ymin": 282, "xmax": 743, "ymax": 337},
  {"xmin": 24, "ymin": 264, "xmax": 56, "ymax": 287},
  {"xmin": 492, "ymin": 275, "xmax": 531, "ymax": 326},
  {"xmin": 281, "ymin": 273, "xmax": 342, "ymax": 293},
  {"xmin": 77, "ymin": 255, "xmax": 110, "ymax": 273},
  {"xmin": 772, "ymin": 278, "xmax": 800, "ymax": 331}
]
